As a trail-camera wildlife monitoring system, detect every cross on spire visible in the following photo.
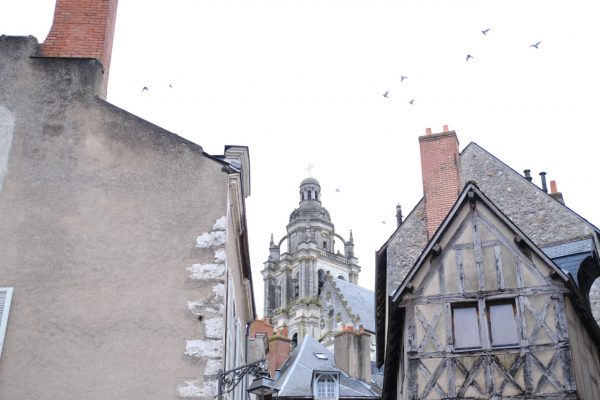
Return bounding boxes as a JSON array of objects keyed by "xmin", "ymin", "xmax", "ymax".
[{"xmin": 305, "ymin": 164, "xmax": 314, "ymax": 177}]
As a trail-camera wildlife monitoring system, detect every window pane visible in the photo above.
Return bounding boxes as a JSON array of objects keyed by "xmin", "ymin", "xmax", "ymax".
[
  {"xmin": 489, "ymin": 303, "xmax": 519, "ymax": 346},
  {"xmin": 453, "ymin": 306, "xmax": 481, "ymax": 349}
]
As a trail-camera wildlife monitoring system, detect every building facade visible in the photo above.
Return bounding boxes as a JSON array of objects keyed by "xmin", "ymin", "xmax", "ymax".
[
  {"xmin": 0, "ymin": 1, "xmax": 256, "ymax": 399},
  {"xmin": 376, "ymin": 128, "xmax": 600, "ymax": 399},
  {"xmin": 262, "ymin": 178, "xmax": 362, "ymax": 345}
]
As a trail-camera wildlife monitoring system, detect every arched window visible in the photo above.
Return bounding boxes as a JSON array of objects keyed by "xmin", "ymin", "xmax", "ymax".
[
  {"xmin": 293, "ymin": 272, "xmax": 299, "ymax": 299},
  {"xmin": 318, "ymin": 269, "xmax": 325, "ymax": 295},
  {"xmin": 338, "ymin": 275, "xmax": 345, "ymax": 281},
  {"xmin": 315, "ymin": 374, "xmax": 336, "ymax": 398},
  {"xmin": 291, "ymin": 333, "xmax": 298, "ymax": 349}
]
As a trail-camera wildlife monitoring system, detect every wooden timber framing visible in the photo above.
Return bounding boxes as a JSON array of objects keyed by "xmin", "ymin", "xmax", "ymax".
[{"xmin": 388, "ymin": 185, "xmax": 596, "ymax": 399}]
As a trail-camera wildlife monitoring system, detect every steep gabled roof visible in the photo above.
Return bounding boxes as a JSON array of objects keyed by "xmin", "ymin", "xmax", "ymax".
[
  {"xmin": 376, "ymin": 141, "xmax": 600, "ymax": 365},
  {"xmin": 332, "ymin": 278, "xmax": 375, "ymax": 333},
  {"xmin": 275, "ymin": 335, "xmax": 379, "ymax": 398},
  {"xmin": 391, "ymin": 183, "xmax": 571, "ymax": 302}
]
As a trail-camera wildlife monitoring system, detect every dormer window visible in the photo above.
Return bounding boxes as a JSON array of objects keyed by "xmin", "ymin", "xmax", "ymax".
[{"xmin": 313, "ymin": 372, "xmax": 339, "ymax": 399}]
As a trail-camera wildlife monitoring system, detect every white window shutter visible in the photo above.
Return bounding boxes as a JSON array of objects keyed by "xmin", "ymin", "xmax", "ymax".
[{"xmin": 0, "ymin": 288, "xmax": 14, "ymax": 357}]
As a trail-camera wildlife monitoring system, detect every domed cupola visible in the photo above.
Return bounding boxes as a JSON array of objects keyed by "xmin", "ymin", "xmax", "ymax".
[{"xmin": 289, "ymin": 177, "xmax": 331, "ymax": 222}]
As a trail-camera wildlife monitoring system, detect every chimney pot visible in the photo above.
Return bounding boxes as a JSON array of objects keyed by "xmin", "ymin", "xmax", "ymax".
[
  {"xmin": 539, "ymin": 172, "xmax": 548, "ymax": 193},
  {"xmin": 550, "ymin": 180, "xmax": 558, "ymax": 194},
  {"xmin": 425, "ymin": 128, "xmax": 432, "ymax": 135},
  {"xmin": 443, "ymin": 125, "xmax": 449, "ymax": 132},
  {"xmin": 523, "ymin": 169, "xmax": 532, "ymax": 182}
]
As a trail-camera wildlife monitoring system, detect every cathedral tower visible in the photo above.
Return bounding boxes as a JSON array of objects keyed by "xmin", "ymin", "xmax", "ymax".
[{"xmin": 262, "ymin": 178, "xmax": 361, "ymax": 346}]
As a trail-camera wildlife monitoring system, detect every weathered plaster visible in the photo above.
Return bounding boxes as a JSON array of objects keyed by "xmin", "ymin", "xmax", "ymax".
[
  {"xmin": 187, "ymin": 300, "xmax": 224, "ymax": 315},
  {"xmin": 0, "ymin": 106, "xmax": 15, "ymax": 191},
  {"xmin": 177, "ymin": 378, "xmax": 218, "ymax": 398},
  {"xmin": 214, "ymin": 248, "xmax": 226, "ymax": 262},
  {"xmin": 204, "ymin": 317, "xmax": 224, "ymax": 339},
  {"xmin": 184, "ymin": 339, "xmax": 223, "ymax": 358},
  {"xmin": 196, "ymin": 216, "xmax": 227, "ymax": 248},
  {"xmin": 187, "ymin": 263, "xmax": 225, "ymax": 280}
]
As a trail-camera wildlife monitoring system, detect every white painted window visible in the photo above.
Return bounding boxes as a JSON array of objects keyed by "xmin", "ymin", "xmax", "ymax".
[
  {"xmin": 0, "ymin": 287, "xmax": 14, "ymax": 357},
  {"xmin": 315, "ymin": 374, "xmax": 338, "ymax": 399}
]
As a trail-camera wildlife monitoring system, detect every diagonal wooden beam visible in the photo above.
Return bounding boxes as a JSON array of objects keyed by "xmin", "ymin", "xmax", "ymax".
[
  {"xmin": 531, "ymin": 350, "xmax": 564, "ymax": 393},
  {"xmin": 415, "ymin": 306, "xmax": 444, "ymax": 352},
  {"xmin": 457, "ymin": 356, "xmax": 486, "ymax": 397},
  {"xmin": 492, "ymin": 353, "xmax": 525, "ymax": 395},
  {"xmin": 417, "ymin": 359, "xmax": 447, "ymax": 399}
]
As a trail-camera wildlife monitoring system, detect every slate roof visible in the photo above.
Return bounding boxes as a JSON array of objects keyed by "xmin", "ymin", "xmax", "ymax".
[
  {"xmin": 334, "ymin": 278, "xmax": 375, "ymax": 333},
  {"xmin": 383, "ymin": 142, "xmax": 598, "ymax": 296},
  {"xmin": 376, "ymin": 140, "xmax": 600, "ymax": 365},
  {"xmin": 275, "ymin": 335, "xmax": 380, "ymax": 398}
]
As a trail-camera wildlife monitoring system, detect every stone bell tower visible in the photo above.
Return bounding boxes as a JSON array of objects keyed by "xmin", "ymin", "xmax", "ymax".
[{"xmin": 261, "ymin": 177, "xmax": 360, "ymax": 346}]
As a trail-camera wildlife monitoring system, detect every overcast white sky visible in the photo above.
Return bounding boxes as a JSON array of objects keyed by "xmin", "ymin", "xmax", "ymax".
[{"xmin": 3, "ymin": 0, "xmax": 600, "ymax": 317}]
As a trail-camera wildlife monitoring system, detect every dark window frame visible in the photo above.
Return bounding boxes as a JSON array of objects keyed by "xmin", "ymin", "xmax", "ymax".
[
  {"xmin": 451, "ymin": 298, "xmax": 520, "ymax": 351},
  {"xmin": 486, "ymin": 300, "xmax": 520, "ymax": 348}
]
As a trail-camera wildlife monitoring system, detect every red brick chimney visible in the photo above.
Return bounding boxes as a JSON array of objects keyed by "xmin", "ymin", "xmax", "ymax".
[
  {"xmin": 267, "ymin": 326, "xmax": 291, "ymax": 378},
  {"xmin": 419, "ymin": 126, "xmax": 461, "ymax": 239},
  {"xmin": 40, "ymin": 0, "xmax": 119, "ymax": 98}
]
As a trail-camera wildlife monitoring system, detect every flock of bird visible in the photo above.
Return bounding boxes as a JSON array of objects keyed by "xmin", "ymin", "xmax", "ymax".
[
  {"xmin": 141, "ymin": 84, "xmax": 173, "ymax": 93},
  {"xmin": 382, "ymin": 28, "xmax": 542, "ymax": 105}
]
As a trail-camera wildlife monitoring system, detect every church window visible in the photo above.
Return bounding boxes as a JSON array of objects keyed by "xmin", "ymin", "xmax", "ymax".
[
  {"xmin": 274, "ymin": 285, "xmax": 281, "ymax": 309},
  {"xmin": 338, "ymin": 275, "xmax": 345, "ymax": 281},
  {"xmin": 452, "ymin": 303, "xmax": 481, "ymax": 349},
  {"xmin": 323, "ymin": 240, "xmax": 327, "ymax": 250},
  {"xmin": 318, "ymin": 269, "xmax": 325, "ymax": 295},
  {"xmin": 291, "ymin": 333, "xmax": 298, "ymax": 349},
  {"xmin": 293, "ymin": 272, "xmax": 299, "ymax": 299},
  {"xmin": 315, "ymin": 190, "xmax": 319, "ymax": 200}
]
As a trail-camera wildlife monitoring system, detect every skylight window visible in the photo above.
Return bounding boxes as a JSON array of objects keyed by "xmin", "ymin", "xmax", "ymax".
[{"xmin": 314, "ymin": 352, "xmax": 328, "ymax": 360}]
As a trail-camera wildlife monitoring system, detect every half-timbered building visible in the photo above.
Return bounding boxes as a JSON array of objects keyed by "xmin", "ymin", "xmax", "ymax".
[{"xmin": 376, "ymin": 127, "xmax": 600, "ymax": 399}]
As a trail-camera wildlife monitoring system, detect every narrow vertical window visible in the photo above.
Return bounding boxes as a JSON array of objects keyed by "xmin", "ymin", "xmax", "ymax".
[
  {"xmin": 452, "ymin": 303, "xmax": 481, "ymax": 349},
  {"xmin": 0, "ymin": 287, "xmax": 13, "ymax": 357},
  {"xmin": 488, "ymin": 301, "xmax": 519, "ymax": 347}
]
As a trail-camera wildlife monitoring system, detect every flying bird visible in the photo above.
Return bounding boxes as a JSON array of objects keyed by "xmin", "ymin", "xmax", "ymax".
[
  {"xmin": 169, "ymin": 84, "xmax": 173, "ymax": 89},
  {"xmin": 383, "ymin": 91, "xmax": 389, "ymax": 98},
  {"xmin": 466, "ymin": 54, "xmax": 474, "ymax": 62},
  {"xmin": 142, "ymin": 86, "xmax": 149, "ymax": 92},
  {"xmin": 400, "ymin": 76, "xmax": 408, "ymax": 82},
  {"xmin": 482, "ymin": 28, "xmax": 491, "ymax": 35},
  {"xmin": 530, "ymin": 41, "xmax": 542, "ymax": 49},
  {"xmin": 408, "ymin": 99, "xmax": 415, "ymax": 105}
]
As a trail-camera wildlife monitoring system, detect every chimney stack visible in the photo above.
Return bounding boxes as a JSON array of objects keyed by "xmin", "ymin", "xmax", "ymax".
[
  {"xmin": 549, "ymin": 180, "xmax": 565, "ymax": 205},
  {"xmin": 396, "ymin": 204, "xmax": 403, "ymax": 227},
  {"xmin": 334, "ymin": 325, "xmax": 371, "ymax": 383},
  {"xmin": 419, "ymin": 126, "xmax": 461, "ymax": 239},
  {"xmin": 40, "ymin": 0, "xmax": 119, "ymax": 98},
  {"xmin": 267, "ymin": 326, "xmax": 291, "ymax": 378}
]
